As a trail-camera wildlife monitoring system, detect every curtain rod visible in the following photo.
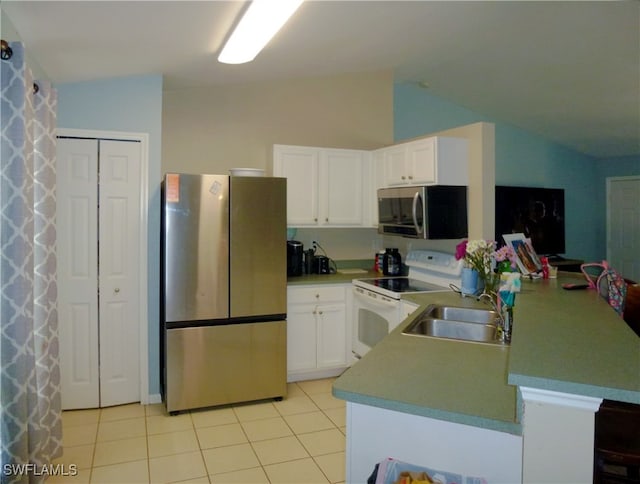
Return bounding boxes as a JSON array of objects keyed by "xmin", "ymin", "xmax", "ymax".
[
  {"xmin": 1, "ymin": 39, "xmax": 13, "ymax": 60},
  {"xmin": 1, "ymin": 39, "xmax": 39, "ymax": 94}
]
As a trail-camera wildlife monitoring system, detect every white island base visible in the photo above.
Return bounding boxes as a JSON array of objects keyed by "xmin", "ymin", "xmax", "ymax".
[
  {"xmin": 345, "ymin": 402, "xmax": 523, "ymax": 483},
  {"xmin": 345, "ymin": 388, "xmax": 604, "ymax": 483}
]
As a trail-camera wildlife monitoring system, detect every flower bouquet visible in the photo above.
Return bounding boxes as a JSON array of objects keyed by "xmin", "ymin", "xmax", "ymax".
[
  {"xmin": 494, "ymin": 245, "xmax": 518, "ymax": 273},
  {"xmin": 455, "ymin": 239, "xmax": 518, "ymax": 298}
]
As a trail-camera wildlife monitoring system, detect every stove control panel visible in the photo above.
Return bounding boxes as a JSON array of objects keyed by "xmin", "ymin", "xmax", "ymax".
[{"xmin": 405, "ymin": 250, "xmax": 463, "ymax": 277}]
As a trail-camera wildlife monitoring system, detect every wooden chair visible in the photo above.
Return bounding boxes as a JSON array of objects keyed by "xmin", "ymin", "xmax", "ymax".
[
  {"xmin": 593, "ymin": 281, "xmax": 640, "ymax": 483},
  {"xmin": 623, "ymin": 283, "xmax": 640, "ymax": 337}
]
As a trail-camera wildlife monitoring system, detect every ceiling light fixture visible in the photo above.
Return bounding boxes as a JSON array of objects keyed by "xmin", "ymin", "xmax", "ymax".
[{"xmin": 218, "ymin": 0, "xmax": 304, "ymax": 65}]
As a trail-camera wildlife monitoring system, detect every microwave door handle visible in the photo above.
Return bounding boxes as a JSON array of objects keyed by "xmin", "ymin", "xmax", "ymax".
[{"xmin": 412, "ymin": 192, "xmax": 424, "ymax": 234}]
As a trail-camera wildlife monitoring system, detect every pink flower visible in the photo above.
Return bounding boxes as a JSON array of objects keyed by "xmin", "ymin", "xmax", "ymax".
[
  {"xmin": 455, "ymin": 240, "xmax": 468, "ymax": 260},
  {"xmin": 494, "ymin": 245, "xmax": 517, "ymax": 269}
]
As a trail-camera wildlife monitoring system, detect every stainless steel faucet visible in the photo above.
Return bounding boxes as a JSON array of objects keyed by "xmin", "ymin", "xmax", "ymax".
[{"xmin": 478, "ymin": 293, "xmax": 512, "ymax": 343}]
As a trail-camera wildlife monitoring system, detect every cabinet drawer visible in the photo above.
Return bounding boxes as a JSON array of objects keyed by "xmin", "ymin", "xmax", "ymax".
[{"xmin": 288, "ymin": 285, "xmax": 346, "ymax": 304}]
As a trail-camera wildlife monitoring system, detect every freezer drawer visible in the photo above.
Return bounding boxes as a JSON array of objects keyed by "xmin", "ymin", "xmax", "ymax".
[{"xmin": 164, "ymin": 320, "xmax": 287, "ymax": 413}]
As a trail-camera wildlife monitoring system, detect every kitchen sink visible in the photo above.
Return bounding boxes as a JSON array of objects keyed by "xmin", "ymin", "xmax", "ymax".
[
  {"xmin": 402, "ymin": 304, "xmax": 507, "ymax": 345},
  {"xmin": 423, "ymin": 305, "xmax": 498, "ymax": 325}
]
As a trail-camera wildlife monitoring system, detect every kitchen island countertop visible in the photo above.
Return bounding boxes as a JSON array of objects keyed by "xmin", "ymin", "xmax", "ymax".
[{"xmin": 333, "ymin": 273, "xmax": 640, "ymax": 434}]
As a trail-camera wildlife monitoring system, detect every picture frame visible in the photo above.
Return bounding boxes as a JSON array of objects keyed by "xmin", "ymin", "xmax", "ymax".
[{"xmin": 502, "ymin": 233, "xmax": 542, "ymax": 274}]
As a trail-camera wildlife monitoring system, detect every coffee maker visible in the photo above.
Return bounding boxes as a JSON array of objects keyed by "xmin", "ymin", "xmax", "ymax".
[
  {"xmin": 313, "ymin": 255, "xmax": 330, "ymax": 274},
  {"xmin": 287, "ymin": 240, "xmax": 304, "ymax": 277}
]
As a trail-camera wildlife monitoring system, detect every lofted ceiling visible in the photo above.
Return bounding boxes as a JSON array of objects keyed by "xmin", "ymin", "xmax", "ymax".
[{"xmin": 2, "ymin": 0, "xmax": 639, "ymax": 158}]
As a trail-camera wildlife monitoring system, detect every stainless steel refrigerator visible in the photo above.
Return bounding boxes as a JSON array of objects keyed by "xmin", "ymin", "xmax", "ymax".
[{"xmin": 160, "ymin": 173, "xmax": 287, "ymax": 413}]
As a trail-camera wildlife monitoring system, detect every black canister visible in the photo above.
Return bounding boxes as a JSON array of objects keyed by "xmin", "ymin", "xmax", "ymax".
[
  {"xmin": 287, "ymin": 240, "xmax": 304, "ymax": 277},
  {"xmin": 382, "ymin": 248, "xmax": 402, "ymax": 276},
  {"xmin": 304, "ymin": 248, "xmax": 315, "ymax": 274}
]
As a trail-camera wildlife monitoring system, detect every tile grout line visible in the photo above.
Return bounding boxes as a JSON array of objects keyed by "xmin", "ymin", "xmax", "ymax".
[
  {"xmin": 67, "ymin": 379, "xmax": 343, "ymax": 483},
  {"xmin": 189, "ymin": 409, "xmax": 211, "ymax": 483},
  {"xmin": 278, "ymin": 381, "xmax": 338, "ymax": 484},
  {"xmin": 87, "ymin": 407, "xmax": 100, "ymax": 484}
]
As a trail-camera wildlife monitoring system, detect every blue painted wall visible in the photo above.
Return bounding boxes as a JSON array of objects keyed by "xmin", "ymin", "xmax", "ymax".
[
  {"xmin": 393, "ymin": 82, "xmax": 640, "ymax": 262},
  {"xmin": 57, "ymin": 75, "xmax": 163, "ymax": 396}
]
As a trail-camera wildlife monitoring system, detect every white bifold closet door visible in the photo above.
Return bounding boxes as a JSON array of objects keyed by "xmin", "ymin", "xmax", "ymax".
[{"xmin": 57, "ymin": 137, "xmax": 141, "ymax": 409}]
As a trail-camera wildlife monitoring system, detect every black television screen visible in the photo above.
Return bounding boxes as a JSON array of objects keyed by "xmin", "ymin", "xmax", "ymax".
[{"xmin": 495, "ymin": 186, "xmax": 565, "ymax": 255}]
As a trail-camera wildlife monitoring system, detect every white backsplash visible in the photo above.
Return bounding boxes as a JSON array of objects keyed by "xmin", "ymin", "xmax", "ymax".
[{"xmin": 290, "ymin": 227, "xmax": 461, "ymax": 262}]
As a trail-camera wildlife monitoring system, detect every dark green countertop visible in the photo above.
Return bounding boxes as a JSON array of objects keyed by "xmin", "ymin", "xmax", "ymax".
[{"xmin": 332, "ymin": 273, "xmax": 640, "ymax": 435}]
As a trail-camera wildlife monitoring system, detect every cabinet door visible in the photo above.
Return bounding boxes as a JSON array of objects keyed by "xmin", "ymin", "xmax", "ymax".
[
  {"xmin": 316, "ymin": 303, "xmax": 348, "ymax": 369},
  {"xmin": 321, "ymin": 149, "xmax": 364, "ymax": 226},
  {"xmin": 383, "ymin": 145, "xmax": 409, "ymax": 186},
  {"xmin": 287, "ymin": 304, "xmax": 318, "ymax": 372},
  {"xmin": 366, "ymin": 150, "xmax": 385, "ymax": 227},
  {"xmin": 273, "ymin": 145, "xmax": 319, "ymax": 225},
  {"xmin": 406, "ymin": 138, "xmax": 435, "ymax": 184}
]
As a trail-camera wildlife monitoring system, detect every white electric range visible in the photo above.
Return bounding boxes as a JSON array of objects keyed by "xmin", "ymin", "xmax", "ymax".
[{"xmin": 352, "ymin": 250, "xmax": 463, "ymax": 358}]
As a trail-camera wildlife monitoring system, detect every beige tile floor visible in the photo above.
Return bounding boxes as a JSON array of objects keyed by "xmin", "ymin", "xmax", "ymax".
[{"xmin": 51, "ymin": 378, "xmax": 345, "ymax": 484}]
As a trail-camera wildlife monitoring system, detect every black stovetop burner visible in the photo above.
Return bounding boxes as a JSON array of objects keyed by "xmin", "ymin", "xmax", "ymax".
[{"xmin": 365, "ymin": 277, "xmax": 445, "ymax": 293}]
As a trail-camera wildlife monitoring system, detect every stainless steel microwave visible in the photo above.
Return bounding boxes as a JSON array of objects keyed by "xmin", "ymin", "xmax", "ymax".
[{"xmin": 377, "ymin": 185, "xmax": 468, "ymax": 239}]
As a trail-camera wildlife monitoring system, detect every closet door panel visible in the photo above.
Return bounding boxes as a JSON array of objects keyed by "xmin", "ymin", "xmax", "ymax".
[
  {"xmin": 57, "ymin": 138, "xmax": 100, "ymax": 409},
  {"xmin": 98, "ymin": 140, "xmax": 141, "ymax": 407},
  {"xmin": 57, "ymin": 137, "xmax": 142, "ymax": 409}
]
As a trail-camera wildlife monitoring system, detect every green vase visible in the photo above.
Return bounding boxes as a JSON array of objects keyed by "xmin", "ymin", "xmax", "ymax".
[{"xmin": 497, "ymin": 261, "xmax": 512, "ymax": 273}]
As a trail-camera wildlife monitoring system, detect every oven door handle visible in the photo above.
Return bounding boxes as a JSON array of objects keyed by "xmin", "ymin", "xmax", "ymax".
[
  {"xmin": 353, "ymin": 287, "xmax": 398, "ymax": 308},
  {"xmin": 412, "ymin": 191, "xmax": 424, "ymax": 235}
]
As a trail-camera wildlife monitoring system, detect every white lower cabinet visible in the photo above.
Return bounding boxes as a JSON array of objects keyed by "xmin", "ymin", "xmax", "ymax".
[{"xmin": 287, "ymin": 284, "xmax": 351, "ymax": 382}]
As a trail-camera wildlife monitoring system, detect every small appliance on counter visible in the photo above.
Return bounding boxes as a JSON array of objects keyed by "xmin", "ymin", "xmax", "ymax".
[
  {"xmin": 382, "ymin": 248, "xmax": 402, "ymax": 276},
  {"xmin": 308, "ymin": 241, "xmax": 336, "ymax": 275},
  {"xmin": 287, "ymin": 240, "xmax": 304, "ymax": 277},
  {"xmin": 313, "ymin": 255, "xmax": 330, "ymax": 274}
]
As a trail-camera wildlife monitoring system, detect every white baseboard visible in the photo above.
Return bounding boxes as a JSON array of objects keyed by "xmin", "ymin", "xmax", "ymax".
[
  {"xmin": 146, "ymin": 393, "xmax": 162, "ymax": 405},
  {"xmin": 287, "ymin": 367, "xmax": 348, "ymax": 383}
]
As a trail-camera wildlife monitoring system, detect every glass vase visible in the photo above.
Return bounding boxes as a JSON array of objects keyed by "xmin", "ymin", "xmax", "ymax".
[{"xmin": 481, "ymin": 271, "xmax": 501, "ymax": 302}]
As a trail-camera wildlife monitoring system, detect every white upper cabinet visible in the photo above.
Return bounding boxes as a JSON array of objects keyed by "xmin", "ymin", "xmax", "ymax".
[
  {"xmin": 320, "ymin": 149, "xmax": 365, "ymax": 226},
  {"xmin": 381, "ymin": 144, "xmax": 408, "ymax": 185},
  {"xmin": 274, "ymin": 136, "xmax": 468, "ymax": 228},
  {"xmin": 378, "ymin": 136, "xmax": 468, "ymax": 187},
  {"xmin": 273, "ymin": 145, "xmax": 319, "ymax": 226},
  {"xmin": 274, "ymin": 145, "xmax": 369, "ymax": 227},
  {"xmin": 366, "ymin": 149, "xmax": 385, "ymax": 227}
]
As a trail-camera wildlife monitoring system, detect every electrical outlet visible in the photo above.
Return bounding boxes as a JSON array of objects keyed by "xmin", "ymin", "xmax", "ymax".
[{"xmin": 312, "ymin": 240, "xmax": 319, "ymax": 251}]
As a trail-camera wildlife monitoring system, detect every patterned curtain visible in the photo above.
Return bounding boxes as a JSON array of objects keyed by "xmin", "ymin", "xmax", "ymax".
[{"xmin": 1, "ymin": 41, "xmax": 62, "ymax": 483}]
